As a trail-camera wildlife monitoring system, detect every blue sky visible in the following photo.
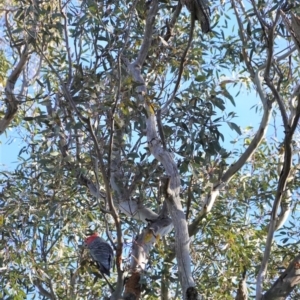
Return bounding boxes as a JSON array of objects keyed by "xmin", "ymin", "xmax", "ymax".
[
  {"xmin": 0, "ymin": 123, "xmax": 32, "ymax": 169},
  {"xmin": 0, "ymin": 129, "xmax": 24, "ymax": 170}
]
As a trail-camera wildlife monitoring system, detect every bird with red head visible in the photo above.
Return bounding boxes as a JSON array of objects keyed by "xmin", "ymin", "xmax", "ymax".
[{"xmin": 84, "ymin": 233, "xmax": 114, "ymax": 277}]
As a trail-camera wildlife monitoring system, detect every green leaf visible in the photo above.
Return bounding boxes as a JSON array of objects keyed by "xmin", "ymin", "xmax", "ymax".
[
  {"xmin": 227, "ymin": 122, "xmax": 242, "ymax": 135},
  {"xmin": 222, "ymin": 87, "xmax": 235, "ymax": 106},
  {"xmin": 195, "ymin": 75, "xmax": 206, "ymax": 82},
  {"xmin": 49, "ymin": 151, "xmax": 59, "ymax": 156}
]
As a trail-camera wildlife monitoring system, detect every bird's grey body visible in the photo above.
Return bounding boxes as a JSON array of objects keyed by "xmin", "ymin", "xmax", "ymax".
[{"xmin": 85, "ymin": 235, "xmax": 114, "ymax": 276}]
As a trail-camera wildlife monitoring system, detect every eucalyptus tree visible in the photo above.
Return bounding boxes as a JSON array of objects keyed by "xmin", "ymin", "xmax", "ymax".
[{"xmin": 1, "ymin": 0, "xmax": 300, "ymax": 300}]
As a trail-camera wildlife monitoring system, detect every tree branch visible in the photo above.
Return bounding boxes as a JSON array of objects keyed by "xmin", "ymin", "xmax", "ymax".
[
  {"xmin": 134, "ymin": 0, "xmax": 159, "ymax": 67},
  {"xmin": 256, "ymin": 95, "xmax": 300, "ymax": 299},
  {"xmin": 125, "ymin": 0, "xmax": 196, "ymax": 297},
  {"xmin": 262, "ymin": 254, "xmax": 300, "ymax": 300},
  {"xmin": 33, "ymin": 278, "xmax": 55, "ymax": 300},
  {"xmin": 231, "ymin": 0, "xmax": 255, "ymax": 78},
  {"xmin": 0, "ymin": 43, "xmax": 30, "ymax": 134},
  {"xmin": 189, "ymin": 94, "xmax": 273, "ymax": 236},
  {"xmin": 235, "ymin": 270, "xmax": 248, "ymax": 300}
]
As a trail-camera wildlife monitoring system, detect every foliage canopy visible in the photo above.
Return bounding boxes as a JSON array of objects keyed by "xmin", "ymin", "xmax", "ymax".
[{"xmin": 1, "ymin": 0, "xmax": 300, "ymax": 299}]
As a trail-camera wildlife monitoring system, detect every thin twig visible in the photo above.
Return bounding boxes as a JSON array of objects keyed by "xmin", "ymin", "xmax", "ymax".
[
  {"xmin": 161, "ymin": 14, "xmax": 195, "ymax": 115},
  {"xmin": 60, "ymin": 0, "xmax": 73, "ymax": 87}
]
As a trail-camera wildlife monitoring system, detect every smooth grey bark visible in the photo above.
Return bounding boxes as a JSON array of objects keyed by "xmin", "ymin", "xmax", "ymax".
[{"xmin": 125, "ymin": 1, "xmax": 196, "ymax": 298}]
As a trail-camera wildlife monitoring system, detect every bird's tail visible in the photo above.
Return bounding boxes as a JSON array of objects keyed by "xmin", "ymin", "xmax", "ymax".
[{"xmin": 194, "ymin": 0, "xmax": 211, "ymax": 33}]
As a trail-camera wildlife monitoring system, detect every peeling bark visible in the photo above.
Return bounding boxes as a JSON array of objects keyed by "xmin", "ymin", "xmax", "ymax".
[
  {"xmin": 123, "ymin": 271, "xmax": 141, "ymax": 300},
  {"xmin": 235, "ymin": 271, "xmax": 248, "ymax": 300}
]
